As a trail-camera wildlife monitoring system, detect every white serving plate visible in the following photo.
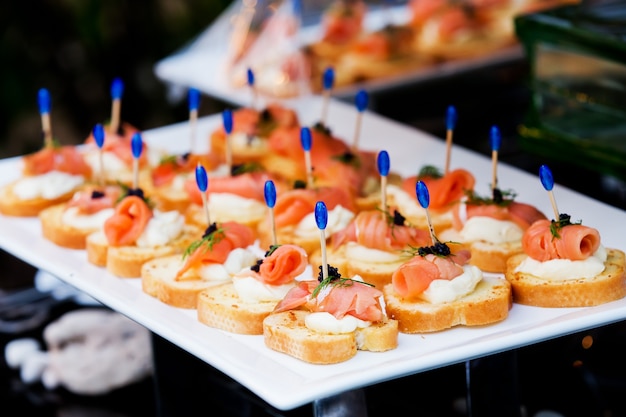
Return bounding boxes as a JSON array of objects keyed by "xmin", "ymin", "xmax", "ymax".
[{"xmin": 1, "ymin": 97, "xmax": 624, "ymax": 411}]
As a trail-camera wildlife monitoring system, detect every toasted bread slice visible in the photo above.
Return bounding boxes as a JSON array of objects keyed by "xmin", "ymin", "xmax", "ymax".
[
  {"xmin": 0, "ymin": 180, "xmax": 78, "ymax": 217},
  {"xmin": 197, "ymin": 283, "xmax": 279, "ymax": 335},
  {"xmin": 383, "ymin": 276, "xmax": 512, "ymax": 333},
  {"xmin": 263, "ymin": 310, "xmax": 398, "ymax": 364},
  {"xmin": 141, "ymin": 254, "xmax": 230, "ymax": 309},
  {"xmin": 40, "ymin": 203, "xmax": 114, "ymax": 250},
  {"xmin": 86, "ymin": 225, "xmax": 200, "ymax": 278},
  {"xmin": 505, "ymin": 248, "xmax": 626, "ymax": 307}
]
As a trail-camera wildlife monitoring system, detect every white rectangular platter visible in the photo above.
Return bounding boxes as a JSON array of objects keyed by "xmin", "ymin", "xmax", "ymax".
[{"xmin": 1, "ymin": 97, "xmax": 624, "ymax": 411}]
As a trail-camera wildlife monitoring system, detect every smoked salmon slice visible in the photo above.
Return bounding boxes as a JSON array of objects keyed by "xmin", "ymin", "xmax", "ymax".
[
  {"xmin": 243, "ymin": 244, "xmax": 308, "ymax": 285},
  {"xmin": 522, "ymin": 219, "xmax": 601, "ymax": 262},
  {"xmin": 391, "ymin": 251, "xmax": 470, "ymax": 298},
  {"xmin": 402, "ymin": 168, "xmax": 475, "ymax": 211},
  {"xmin": 273, "ymin": 278, "xmax": 385, "ymax": 322},
  {"xmin": 184, "ymin": 171, "xmax": 279, "ymax": 206},
  {"xmin": 66, "ymin": 185, "xmax": 121, "ymax": 214},
  {"xmin": 103, "ymin": 195, "xmax": 153, "ymax": 246},
  {"xmin": 151, "ymin": 153, "xmax": 221, "ymax": 187},
  {"xmin": 272, "ymin": 186, "xmax": 356, "ymax": 229},
  {"xmin": 451, "ymin": 200, "xmax": 547, "ymax": 231},
  {"xmin": 176, "ymin": 221, "xmax": 256, "ymax": 279},
  {"xmin": 22, "ymin": 146, "xmax": 92, "ymax": 177},
  {"xmin": 331, "ymin": 210, "xmax": 431, "ymax": 252}
]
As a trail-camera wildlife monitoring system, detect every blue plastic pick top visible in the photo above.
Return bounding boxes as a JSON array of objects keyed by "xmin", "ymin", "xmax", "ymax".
[
  {"xmin": 111, "ymin": 78, "xmax": 124, "ymax": 100},
  {"xmin": 539, "ymin": 164, "xmax": 554, "ymax": 191},
  {"xmin": 247, "ymin": 68, "xmax": 255, "ymax": 87},
  {"xmin": 315, "ymin": 201, "xmax": 328, "ymax": 230},
  {"xmin": 300, "ymin": 127, "xmax": 312, "ymax": 151},
  {"xmin": 490, "ymin": 125, "xmax": 501, "ymax": 151},
  {"xmin": 323, "ymin": 67, "xmax": 334, "ymax": 91},
  {"xmin": 222, "ymin": 109, "xmax": 233, "ymax": 135},
  {"xmin": 416, "ymin": 180, "xmax": 430, "ymax": 209},
  {"xmin": 355, "ymin": 90, "xmax": 368, "ymax": 112},
  {"xmin": 93, "ymin": 124, "xmax": 105, "ymax": 149},
  {"xmin": 377, "ymin": 150, "xmax": 390, "ymax": 177},
  {"xmin": 264, "ymin": 180, "xmax": 276, "ymax": 208},
  {"xmin": 131, "ymin": 132, "xmax": 143, "ymax": 159},
  {"xmin": 188, "ymin": 88, "xmax": 200, "ymax": 111},
  {"xmin": 195, "ymin": 164, "xmax": 208, "ymax": 193},
  {"xmin": 38, "ymin": 88, "xmax": 51, "ymax": 114},
  {"xmin": 446, "ymin": 105, "xmax": 457, "ymax": 131}
]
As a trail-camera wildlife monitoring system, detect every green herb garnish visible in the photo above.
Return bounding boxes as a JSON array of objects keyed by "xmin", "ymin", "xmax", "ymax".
[
  {"xmin": 464, "ymin": 188, "xmax": 516, "ymax": 207},
  {"xmin": 331, "ymin": 151, "xmax": 361, "ymax": 168},
  {"xmin": 549, "ymin": 213, "xmax": 581, "ymax": 239},
  {"xmin": 418, "ymin": 165, "xmax": 442, "ymax": 179},
  {"xmin": 311, "ymin": 264, "xmax": 374, "ymax": 298},
  {"xmin": 231, "ymin": 162, "xmax": 263, "ymax": 176},
  {"xmin": 182, "ymin": 223, "xmax": 225, "ymax": 259}
]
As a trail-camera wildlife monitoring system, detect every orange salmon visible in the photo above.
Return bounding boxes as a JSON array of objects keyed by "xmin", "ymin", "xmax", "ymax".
[
  {"xmin": 402, "ymin": 168, "xmax": 475, "ymax": 211},
  {"xmin": 321, "ymin": 0, "xmax": 366, "ymax": 44},
  {"xmin": 176, "ymin": 221, "xmax": 256, "ymax": 279},
  {"xmin": 391, "ymin": 251, "xmax": 471, "ymax": 298},
  {"xmin": 332, "ymin": 210, "xmax": 431, "ymax": 251},
  {"xmin": 451, "ymin": 200, "xmax": 547, "ymax": 231},
  {"xmin": 66, "ymin": 185, "xmax": 122, "ymax": 214},
  {"xmin": 151, "ymin": 153, "xmax": 222, "ymax": 187},
  {"xmin": 184, "ymin": 171, "xmax": 280, "ymax": 206},
  {"xmin": 273, "ymin": 279, "xmax": 385, "ymax": 322},
  {"xmin": 103, "ymin": 195, "xmax": 152, "ymax": 246},
  {"xmin": 238, "ymin": 244, "xmax": 308, "ymax": 285},
  {"xmin": 521, "ymin": 219, "xmax": 601, "ymax": 262},
  {"xmin": 272, "ymin": 186, "xmax": 356, "ymax": 229},
  {"xmin": 22, "ymin": 146, "xmax": 92, "ymax": 177}
]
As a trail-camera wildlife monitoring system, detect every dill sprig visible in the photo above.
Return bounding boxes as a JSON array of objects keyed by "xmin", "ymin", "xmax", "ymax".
[
  {"xmin": 116, "ymin": 182, "xmax": 154, "ymax": 208},
  {"xmin": 464, "ymin": 188, "xmax": 516, "ymax": 207},
  {"xmin": 418, "ymin": 165, "xmax": 442, "ymax": 179},
  {"xmin": 250, "ymin": 244, "xmax": 281, "ymax": 272},
  {"xmin": 331, "ymin": 151, "xmax": 361, "ymax": 168},
  {"xmin": 312, "ymin": 121, "xmax": 332, "ymax": 136},
  {"xmin": 311, "ymin": 264, "xmax": 374, "ymax": 298},
  {"xmin": 549, "ymin": 213, "xmax": 581, "ymax": 239},
  {"xmin": 256, "ymin": 109, "xmax": 278, "ymax": 138},
  {"xmin": 231, "ymin": 162, "xmax": 263, "ymax": 176},
  {"xmin": 182, "ymin": 223, "xmax": 225, "ymax": 259}
]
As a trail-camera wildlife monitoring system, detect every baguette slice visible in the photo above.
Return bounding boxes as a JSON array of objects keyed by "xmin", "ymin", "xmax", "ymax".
[
  {"xmin": 0, "ymin": 180, "xmax": 77, "ymax": 217},
  {"xmin": 40, "ymin": 203, "xmax": 113, "ymax": 250},
  {"xmin": 263, "ymin": 310, "xmax": 398, "ymax": 364},
  {"xmin": 437, "ymin": 233, "xmax": 524, "ymax": 274},
  {"xmin": 383, "ymin": 276, "xmax": 512, "ymax": 333},
  {"xmin": 141, "ymin": 254, "xmax": 229, "ymax": 309},
  {"xmin": 505, "ymin": 248, "xmax": 626, "ymax": 307},
  {"xmin": 86, "ymin": 224, "xmax": 200, "ymax": 278},
  {"xmin": 197, "ymin": 283, "xmax": 280, "ymax": 335}
]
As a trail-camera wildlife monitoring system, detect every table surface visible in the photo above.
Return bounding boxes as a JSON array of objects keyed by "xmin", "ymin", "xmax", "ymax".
[{"xmin": 1, "ymin": 97, "xmax": 625, "ymax": 411}]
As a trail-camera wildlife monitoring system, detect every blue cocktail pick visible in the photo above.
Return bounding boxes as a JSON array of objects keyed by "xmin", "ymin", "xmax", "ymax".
[
  {"xmin": 93, "ymin": 124, "xmax": 105, "ymax": 148},
  {"xmin": 131, "ymin": 132, "xmax": 143, "ymax": 189},
  {"xmin": 355, "ymin": 90, "xmax": 368, "ymax": 113},
  {"xmin": 416, "ymin": 180, "xmax": 437, "ymax": 244},
  {"xmin": 247, "ymin": 68, "xmax": 255, "ymax": 87},
  {"xmin": 222, "ymin": 109, "xmax": 233, "ymax": 135},
  {"xmin": 111, "ymin": 78, "xmax": 124, "ymax": 100},
  {"xmin": 490, "ymin": 125, "xmax": 501, "ymax": 194},
  {"xmin": 444, "ymin": 105, "xmax": 457, "ymax": 174},
  {"xmin": 315, "ymin": 200, "xmax": 329, "ymax": 279},
  {"xmin": 195, "ymin": 164, "xmax": 208, "ymax": 193},
  {"xmin": 188, "ymin": 88, "xmax": 200, "ymax": 112},
  {"xmin": 539, "ymin": 164, "xmax": 560, "ymax": 220},
  {"xmin": 38, "ymin": 88, "xmax": 53, "ymax": 147},
  {"xmin": 195, "ymin": 164, "xmax": 211, "ymax": 225},
  {"xmin": 378, "ymin": 150, "xmax": 390, "ymax": 213},
  {"xmin": 38, "ymin": 88, "xmax": 51, "ymax": 115},
  {"xmin": 323, "ymin": 67, "xmax": 334, "ymax": 92},
  {"xmin": 301, "ymin": 127, "xmax": 314, "ymax": 187},
  {"xmin": 265, "ymin": 180, "xmax": 278, "ymax": 246}
]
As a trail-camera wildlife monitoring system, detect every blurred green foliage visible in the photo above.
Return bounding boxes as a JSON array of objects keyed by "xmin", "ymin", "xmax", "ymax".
[{"xmin": 0, "ymin": 0, "xmax": 230, "ymax": 158}]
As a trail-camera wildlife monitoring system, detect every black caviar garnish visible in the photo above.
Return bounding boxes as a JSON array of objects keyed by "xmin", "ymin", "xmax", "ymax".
[
  {"xmin": 126, "ymin": 187, "xmax": 145, "ymax": 199},
  {"xmin": 91, "ymin": 190, "xmax": 105, "ymax": 199},
  {"xmin": 318, "ymin": 264, "xmax": 342, "ymax": 282},
  {"xmin": 202, "ymin": 222, "xmax": 219, "ymax": 239},
  {"xmin": 250, "ymin": 259, "xmax": 263, "ymax": 273},
  {"xmin": 312, "ymin": 121, "xmax": 332, "ymax": 136},
  {"xmin": 293, "ymin": 179, "xmax": 307, "ymax": 189},
  {"xmin": 392, "ymin": 210, "xmax": 406, "ymax": 226},
  {"xmin": 492, "ymin": 187, "xmax": 504, "ymax": 204},
  {"xmin": 417, "ymin": 242, "xmax": 451, "ymax": 257}
]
